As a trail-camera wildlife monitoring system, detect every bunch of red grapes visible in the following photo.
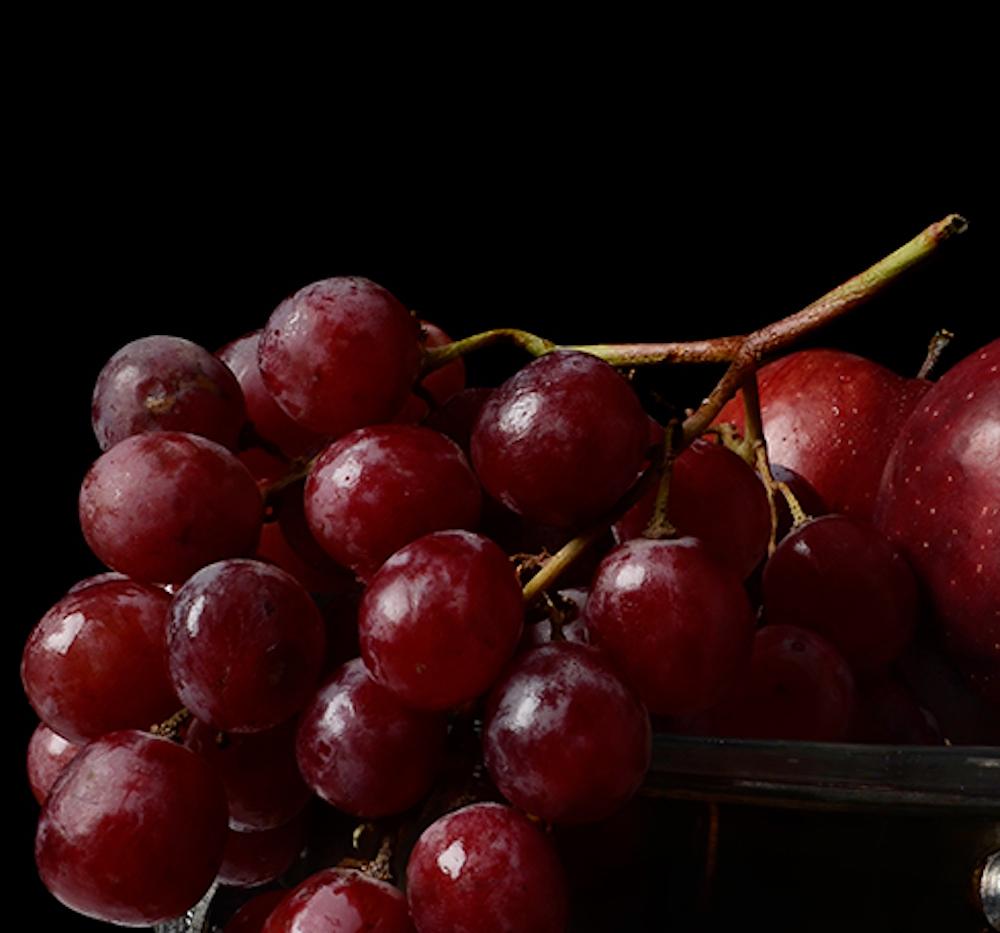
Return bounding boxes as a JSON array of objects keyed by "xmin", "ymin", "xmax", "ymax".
[{"xmin": 21, "ymin": 272, "xmax": 998, "ymax": 931}]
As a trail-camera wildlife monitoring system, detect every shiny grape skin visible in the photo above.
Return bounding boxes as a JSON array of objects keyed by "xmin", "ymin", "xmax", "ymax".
[
  {"xmin": 217, "ymin": 812, "xmax": 307, "ymax": 888},
  {"xmin": 406, "ymin": 802, "xmax": 569, "ymax": 933},
  {"xmin": 762, "ymin": 514, "xmax": 918, "ymax": 675},
  {"xmin": 26, "ymin": 723, "xmax": 80, "ymax": 805},
  {"xmin": 217, "ymin": 330, "xmax": 325, "ymax": 459},
  {"xmin": 258, "ymin": 276, "xmax": 422, "ymax": 437},
  {"xmin": 185, "ymin": 717, "xmax": 313, "ymax": 831},
  {"xmin": 92, "ymin": 334, "xmax": 246, "ymax": 451},
  {"xmin": 484, "ymin": 642, "xmax": 651, "ymax": 824},
  {"xmin": 614, "ymin": 438, "xmax": 771, "ymax": 579},
  {"xmin": 296, "ymin": 658, "xmax": 447, "ymax": 819},
  {"xmin": 305, "ymin": 424, "xmax": 482, "ymax": 581},
  {"xmin": 79, "ymin": 431, "xmax": 264, "ymax": 584},
  {"xmin": 359, "ymin": 530, "xmax": 524, "ymax": 711},
  {"xmin": 21, "ymin": 579, "xmax": 178, "ymax": 745},
  {"xmin": 695, "ymin": 624, "xmax": 857, "ymax": 742},
  {"xmin": 471, "ymin": 350, "xmax": 650, "ymax": 529},
  {"xmin": 585, "ymin": 537, "xmax": 755, "ymax": 717},
  {"xmin": 168, "ymin": 559, "xmax": 326, "ymax": 733},
  {"xmin": 262, "ymin": 868, "xmax": 415, "ymax": 933},
  {"xmin": 35, "ymin": 730, "xmax": 228, "ymax": 927}
]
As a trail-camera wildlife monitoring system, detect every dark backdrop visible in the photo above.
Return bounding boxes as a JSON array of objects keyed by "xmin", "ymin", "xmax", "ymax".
[{"xmin": 7, "ymin": 116, "xmax": 994, "ymax": 931}]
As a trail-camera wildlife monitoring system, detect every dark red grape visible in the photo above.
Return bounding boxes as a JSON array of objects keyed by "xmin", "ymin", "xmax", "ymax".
[
  {"xmin": 21, "ymin": 578, "xmax": 177, "ymax": 745},
  {"xmin": 258, "ymin": 276, "xmax": 422, "ymax": 437},
  {"xmin": 484, "ymin": 642, "xmax": 651, "ymax": 823},
  {"xmin": 224, "ymin": 890, "xmax": 288, "ymax": 933},
  {"xmin": 79, "ymin": 431, "xmax": 263, "ymax": 584},
  {"xmin": 851, "ymin": 675, "xmax": 943, "ymax": 745},
  {"xmin": 423, "ymin": 387, "xmax": 493, "ymax": 457},
  {"xmin": 185, "ymin": 717, "xmax": 313, "ymax": 831},
  {"xmin": 359, "ymin": 530, "xmax": 523, "ymax": 711},
  {"xmin": 26, "ymin": 723, "xmax": 80, "ymax": 805},
  {"xmin": 262, "ymin": 868, "xmax": 414, "ymax": 932},
  {"xmin": 406, "ymin": 802, "xmax": 569, "ymax": 933},
  {"xmin": 762, "ymin": 514, "xmax": 918, "ymax": 675},
  {"xmin": 217, "ymin": 813, "xmax": 307, "ymax": 888},
  {"xmin": 614, "ymin": 437, "xmax": 770, "ymax": 579},
  {"xmin": 305, "ymin": 424, "xmax": 482, "ymax": 581},
  {"xmin": 471, "ymin": 350, "xmax": 649, "ymax": 529},
  {"xmin": 694, "ymin": 624, "xmax": 857, "ymax": 742},
  {"xmin": 92, "ymin": 334, "xmax": 246, "ymax": 451},
  {"xmin": 395, "ymin": 319, "xmax": 467, "ymax": 423},
  {"xmin": 585, "ymin": 537, "xmax": 755, "ymax": 716},
  {"xmin": 296, "ymin": 658, "xmax": 447, "ymax": 818},
  {"xmin": 168, "ymin": 559, "xmax": 326, "ymax": 732},
  {"xmin": 35, "ymin": 730, "xmax": 228, "ymax": 926},
  {"xmin": 769, "ymin": 463, "xmax": 827, "ymax": 541},
  {"xmin": 217, "ymin": 330, "xmax": 325, "ymax": 458}
]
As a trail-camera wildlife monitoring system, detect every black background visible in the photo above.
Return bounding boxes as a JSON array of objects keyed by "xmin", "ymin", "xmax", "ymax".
[{"xmin": 7, "ymin": 75, "xmax": 995, "ymax": 931}]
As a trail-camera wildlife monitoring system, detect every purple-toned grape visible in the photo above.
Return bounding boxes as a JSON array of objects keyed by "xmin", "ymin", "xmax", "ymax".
[
  {"xmin": 695, "ymin": 624, "xmax": 857, "ymax": 742},
  {"xmin": 297, "ymin": 659, "xmax": 447, "ymax": 818},
  {"xmin": 168, "ymin": 559, "xmax": 326, "ymax": 733},
  {"xmin": 35, "ymin": 730, "xmax": 228, "ymax": 926},
  {"xmin": 484, "ymin": 642, "xmax": 651, "ymax": 823},
  {"xmin": 762, "ymin": 514, "xmax": 918, "ymax": 675},
  {"xmin": 585, "ymin": 537, "xmax": 755, "ymax": 717},
  {"xmin": 305, "ymin": 424, "xmax": 482, "ymax": 581},
  {"xmin": 217, "ymin": 813, "xmax": 307, "ymax": 888},
  {"xmin": 258, "ymin": 276, "xmax": 422, "ymax": 437},
  {"xmin": 614, "ymin": 438, "xmax": 771, "ymax": 579},
  {"xmin": 359, "ymin": 530, "xmax": 523, "ymax": 711},
  {"xmin": 217, "ymin": 330, "xmax": 325, "ymax": 458},
  {"xmin": 471, "ymin": 350, "xmax": 649, "ymax": 529},
  {"xmin": 851, "ymin": 674, "xmax": 943, "ymax": 745},
  {"xmin": 185, "ymin": 717, "xmax": 313, "ymax": 832},
  {"xmin": 26, "ymin": 723, "xmax": 80, "ymax": 805},
  {"xmin": 406, "ymin": 802, "xmax": 569, "ymax": 933},
  {"xmin": 92, "ymin": 334, "xmax": 246, "ymax": 451},
  {"xmin": 21, "ymin": 579, "xmax": 177, "ymax": 745},
  {"xmin": 79, "ymin": 431, "xmax": 263, "ymax": 584},
  {"xmin": 262, "ymin": 868, "xmax": 415, "ymax": 933}
]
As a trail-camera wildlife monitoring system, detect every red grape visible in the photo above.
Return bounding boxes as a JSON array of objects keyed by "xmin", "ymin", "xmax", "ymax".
[
  {"xmin": 406, "ymin": 802, "xmax": 569, "ymax": 933},
  {"xmin": 258, "ymin": 276, "xmax": 422, "ymax": 436},
  {"xmin": 262, "ymin": 868, "xmax": 415, "ymax": 932},
  {"xmin": 762, "ymin": 514, "xmax": 918, "ymax": 675},
  {"xmin": 168, "ymin": 559, "xmax": 326, "ymax": 732},
  {"xmin": 217, "ymin": 813, "xmax": 307, "ymax": 888},
  {"xmin": 224, "ymin": 890, "xmax": 288, "ymax": 933},
  {"xmin": 471, "ymin": 350, "xmax": 649, "ymax": 528},
  {"xmin": 695, "ymin": 624, "xmax": 857, "ymax": 742},
  {"xmin": 614, "ymin": 437, "xmax": 771, "ymax": 579},
  {"xmin": 484, "ymin": 642, "xmax": 651, "ymax": 823},
  {"xmin": 296, "ymin": 658, "xmax": 447, "ymax": 818},
  {"xmin": 217, "ymin": 330, "xmax": 325, "ymax": 458},
  {"xmin": 92, "ymin": 334, "xmax": 246, "ymax": 451},
  {"xmin": 35, "ymin": 730, "xmax": 228, "ymax": 926},
  {"xmin": 359, "ymin": 530, "xmax": 523, "ymax": 711},
  {"xmin": 585, "ymin": 537, "xmax": 755, "ymax": 716},
  {"xmin": 21, "ymin": 578, "xmax": 177, "ymax": 745},
  {"xmin": 306, "ymin": 424, "xmax": 482, "ymax": 581},
  {"xmin": 26, "ymin": 723, "xmax": 80, "ymax": 805},
  {"xmin": 395, "ymin": 319, "xmax": 467, "ymax": 423},
  {"xmin": 79, "ymin": 431, "xmax": 263, "ymax": 584},
  {"xmin": 185, "ymin": 717, "xmax": 313, "ymax": 832}
]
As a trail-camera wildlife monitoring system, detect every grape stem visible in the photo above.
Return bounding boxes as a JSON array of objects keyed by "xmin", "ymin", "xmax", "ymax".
[
  {"xmin": 515, "ymin": 214, "xmax": 966, "ymax": 600},
  {"xmin": 423, "ymin": 214, "xmax": 968, "ymax": 384}
]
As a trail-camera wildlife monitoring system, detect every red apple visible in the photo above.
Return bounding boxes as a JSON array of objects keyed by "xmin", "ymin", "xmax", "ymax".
[
  {"xmin": 716, "ymin": 349, "xmax": 929, "ymax": 521},
  {"xmin": 874, "ymin": 338, "xmax": 1000, "ymax": 685}
]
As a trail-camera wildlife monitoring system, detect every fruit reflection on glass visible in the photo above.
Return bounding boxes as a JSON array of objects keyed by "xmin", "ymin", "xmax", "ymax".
[{"xmin": 21, "ymin": 214, "xmax": 998, "ymax": 930}]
